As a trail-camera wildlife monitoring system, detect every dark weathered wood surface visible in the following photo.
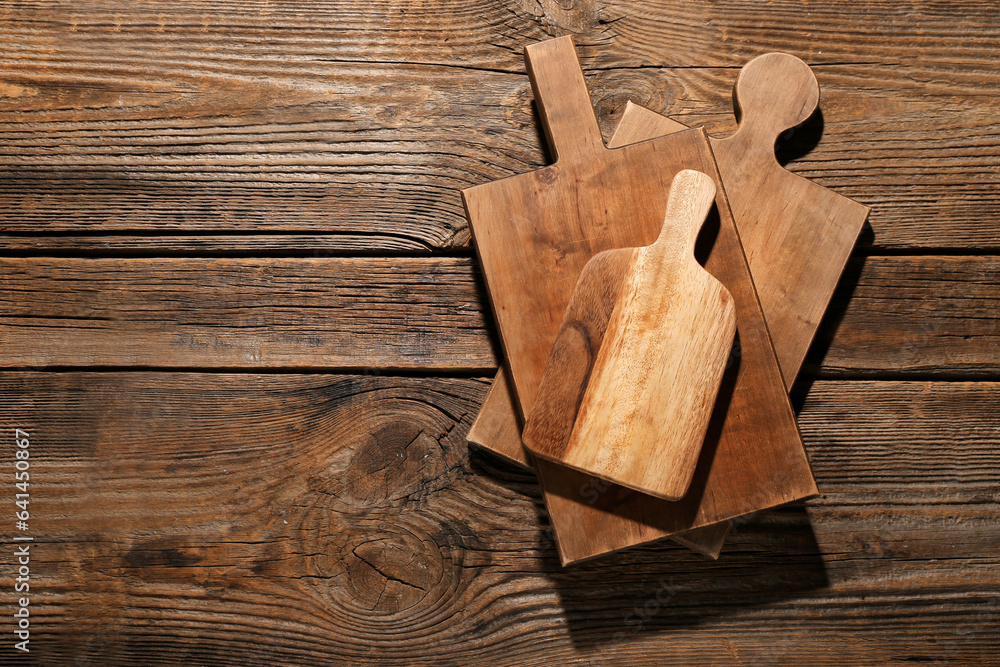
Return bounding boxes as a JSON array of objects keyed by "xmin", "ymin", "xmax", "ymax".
[
  {"xmin": 1, "ymin": 0, "xmax": 998, "ymax": 664},
  {"xmin": 1, "ymin": 256, "xmax": 996, "ymax": 376},
  {"xmin": 0, "ymin": 374, "xmax": 997, "ymax": 664},
  {"xmin": 1, "ymin": 2, "xmax": 999, "ymax": 252},
  {"xmin": 0, "ymin": 257, "xmax": 497, "ymax": 371}
]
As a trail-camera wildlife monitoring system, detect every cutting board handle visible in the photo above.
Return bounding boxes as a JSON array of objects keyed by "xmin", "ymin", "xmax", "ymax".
[
  {"xmin": 524, "ymin": 36, "xmax": 606, "ymax": 160},
  {"xmin": 729, "ymin": 53, "xmax": 819, "ymax": 157},
  {"xmin": 652, "ymin": 169, "xmax": 718, "ymax": 258}
]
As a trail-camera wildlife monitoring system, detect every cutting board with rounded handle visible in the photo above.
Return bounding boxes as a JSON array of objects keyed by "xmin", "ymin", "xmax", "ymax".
[
  {"xmin": 710, "ymin": 52, "xmax": 871, "ymax": 384},
  {"xmin": 522, "ymin": 170, "xmax": 736, "ymax": 501},
  {"xmin": 463, "ymin": 36, "xmax": 815, "ymax": 565}
]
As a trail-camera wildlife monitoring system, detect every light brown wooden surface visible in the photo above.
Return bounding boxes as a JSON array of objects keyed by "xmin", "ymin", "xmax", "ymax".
[
  {"xmin": 463, "ymin": 36, "xmax": 813, "ymax": 563},
  {"xmin": 523, "ymin": 170, "xmax": 736, "ymax": 501},
  {"xmin": 1, "ymin": 1, "xmax": 998, "ymax": 663}
]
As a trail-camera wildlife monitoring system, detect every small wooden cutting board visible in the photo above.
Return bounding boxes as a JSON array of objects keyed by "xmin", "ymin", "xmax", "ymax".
[
  {"xmin": 463, "ymin": 36, "xmax": 815, "ymax": 564},
  {"xmin": 522, "ymin": 170, "xmax": 737, "ymax": 501}
]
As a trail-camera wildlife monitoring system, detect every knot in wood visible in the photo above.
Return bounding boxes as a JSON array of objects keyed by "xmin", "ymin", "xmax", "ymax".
[
  {"xmin": 340, "ymin": 525, "xmax": 446, "ymax": 615},
  {"xmin": 336, "ymin": 419, "xmax": 455, "ymax": 507}
]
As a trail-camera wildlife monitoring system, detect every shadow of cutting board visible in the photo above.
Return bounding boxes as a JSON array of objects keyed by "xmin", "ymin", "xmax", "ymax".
[{"xmin": 463, "ymin": 36, "xmax": 815, "ymax": 565}]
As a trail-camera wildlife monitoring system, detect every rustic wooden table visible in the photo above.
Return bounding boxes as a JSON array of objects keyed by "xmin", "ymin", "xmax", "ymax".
[{"xmin": 1, "ymin": 2, "xmax": 998, "ymax": 664}]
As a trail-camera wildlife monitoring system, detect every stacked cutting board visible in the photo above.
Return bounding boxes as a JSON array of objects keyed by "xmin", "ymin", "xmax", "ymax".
[{"xmin": 464, "ymin": 36, "xmax": 870, "ymax": 565}]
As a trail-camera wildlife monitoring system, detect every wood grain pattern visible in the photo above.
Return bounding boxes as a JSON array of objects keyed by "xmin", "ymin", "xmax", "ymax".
[
  {"xmin": 0, "ymin": 256, "xmax": 496, "ymax": 371},
  {"xmin": 2, "ymin": 2, "xmax": 999, "ymax": 253},
  {"xmin": 0, "ymin": 255, "xmax": 996, "ymax": 376},
  {"xmin": 0, "ymin": 1, "xmax": 997, "ymax": 659},
  {"xmin": 812, "ymin": 256, "xmax": 1000, "ymax": 378},
  {"xmin": 2, "ymin": 373, "xmax": 996, "ymax": 664},
  {"xmin": 523, "ymin": 170, "xmax": 736, "ymax": 501},
  {"xmin": 708, "ymin": 53, "xmax": 870, "ymax": 385},
  {"xmin": 465, "ymin": 36, "xmax": 812, "ymax": 564}
]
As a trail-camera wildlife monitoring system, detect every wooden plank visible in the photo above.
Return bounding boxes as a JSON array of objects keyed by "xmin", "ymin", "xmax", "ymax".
[
  {"xmin": 798, "ymin": 381, "xmax": 1000, "ymax": 499},
  {"xmin": 0, "ymin": 0, "xmax": 997, "ymax": 76},
  {"xmin": 0, "ymin": 255, "xmax": 997, "ymax": 375},
  {"xmin": 0, "ymin": 4, "xmax": 998, "ymax": 250},
  {"xmin": 812, "ymin": 256, "xmax": 1000, "ymax": 378},
  {"xmin": 0, "ymin": 256, "xmax": 497, "ymax": 370},
  {"xmin": 1, "ymin": 373, "xmax": 996, "ymax": 664},
  {"xmin": 0, "ymin": 234, "xmax": 456, "ymax": 255}
]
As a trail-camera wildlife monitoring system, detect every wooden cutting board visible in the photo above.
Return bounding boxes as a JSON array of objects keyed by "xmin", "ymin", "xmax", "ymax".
[
  {"xmin": 522, "ymin": 170, "xmax": 737, "ymax": 501},
  {"xmin": 710, "ymin": 52, "xmax": 871, "ymax": 385},
  {"xmin": 466, "ymin": 102, "xmax": 732, "ymax": 561},
  {"xmin": 467, "ymin": 49, "xmax": 869, "ymax": 561},
  {"xmin": 463, "ymin": 36, "xmax": 815, "ymax": 565},
  {"xmin": 469, "ymin": 52, "xmax": 869, "ymax": 467}
]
